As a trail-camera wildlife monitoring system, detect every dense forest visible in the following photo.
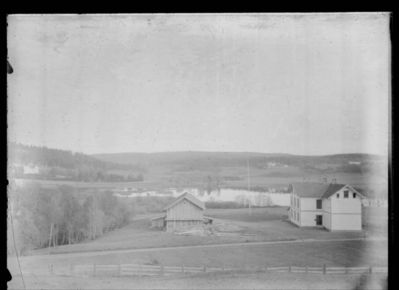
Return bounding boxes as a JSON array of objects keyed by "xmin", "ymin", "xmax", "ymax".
[
  {"xmin": 7, "ymin": 183, "xmax": 132, "ymax": 256},
  {"xmin": 8, "ymin": 142, "xmax": 145, "ymax": 182}
]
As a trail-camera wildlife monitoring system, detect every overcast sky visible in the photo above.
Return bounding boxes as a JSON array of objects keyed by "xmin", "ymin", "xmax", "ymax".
[{"xmin": 7, "ymin": 13, "xmax": 390, "ymax": 155}]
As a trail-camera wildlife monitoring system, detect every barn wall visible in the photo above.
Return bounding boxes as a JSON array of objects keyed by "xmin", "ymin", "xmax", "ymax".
[
  {"xmin": 167, "ymin": 199, "xmax": 203, "ymax": 220},
  {"xmin": 165, "ymin": 220, "xmax": 203, "ymax": 232},
  {"xmin": 151, "ymin": 218, "xmax": 164, "ymax": 229}
]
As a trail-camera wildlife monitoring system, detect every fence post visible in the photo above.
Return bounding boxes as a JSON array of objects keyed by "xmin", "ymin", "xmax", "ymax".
[
  {"xmin": 289, "ymin": 265, "xmax": 291, "ymax": 273},
  {"xmin": 182, "ymin": 264, "xmax": 185, "ymax": 273},
  {"xmin": 203, "ymin": 265, "xmax": 207, "ymax": 272},
  {"xmin": 323, "ymin": 264, "xmax": 326, "ymax": 274},
  {"xmin": 265, "ymin": 266, "xmax": 268, "ymax": 272},
  {"xmin": 118, "ymin": 264, "xmax": 121, "ymax": 277},
  {"xmin": 369, "ymin": 266, "xmax": 373, "ymax": 274},
  {"xmin": 93, "ymin": 264, "xmax": 96, "ymax": 277},
  {"xmin": 305, "ymin": 266, "xmax": 308, "ymax": 273},
  {"xmin": 70, "ymin": 264, "xmax": 74, "ymax": 276},
  {"xmin": 345, "ymin": 266, "xmax": 348, "ymax": 274},
  {"xmin": 49, "ymin": 264, "xmax": 54, "ymax": 275}
]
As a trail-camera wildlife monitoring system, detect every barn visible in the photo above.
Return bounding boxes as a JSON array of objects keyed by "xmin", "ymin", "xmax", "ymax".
[{"xmin": 151, "ymin": 192, "xmax": 210, "ymax": 232}]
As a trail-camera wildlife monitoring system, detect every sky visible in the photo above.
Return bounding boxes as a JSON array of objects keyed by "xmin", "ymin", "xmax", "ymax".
[{"xmin": 7, "ymin": 13, "xmax": 390, "ymax": 155}]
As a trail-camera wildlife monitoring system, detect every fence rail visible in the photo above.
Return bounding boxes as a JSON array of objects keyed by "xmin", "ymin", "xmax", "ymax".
[{"xmin": 48, "ymin": 263, "xmax": 388, "ymax": 277}]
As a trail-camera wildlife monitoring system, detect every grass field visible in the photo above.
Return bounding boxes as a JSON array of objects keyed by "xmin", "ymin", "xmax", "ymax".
[
  {"xmin": 26, "ymin": 206, "xmax": 386, "ymax": 256},
  {"xmin": 7, "ymin": 268, "xmax": 388, "ymax": 290},
  {"xmin": 27, "ymin": 206, "xmax": 386, "ymax": 256},
  {"xmin": 205, "ymin": 207, "xmax": 289, "ymax": 222},
  {"xmin": 8, "ymin": 206, "xmax": 387, "ymax": 290}
]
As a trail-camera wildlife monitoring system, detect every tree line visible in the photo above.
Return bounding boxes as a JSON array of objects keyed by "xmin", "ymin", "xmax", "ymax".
[
  {"xmin": 7, "ymin": 184, "xmax": 132, "ymax": 256},
  {"xmin": 8, "ymin": 142, "xmax": 145, "ymax": 182}
]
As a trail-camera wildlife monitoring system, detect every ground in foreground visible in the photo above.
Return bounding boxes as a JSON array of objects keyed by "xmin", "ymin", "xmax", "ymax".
[{"xmin": 7, "ymin": 271, "xmax": 387, "ymax": 290}]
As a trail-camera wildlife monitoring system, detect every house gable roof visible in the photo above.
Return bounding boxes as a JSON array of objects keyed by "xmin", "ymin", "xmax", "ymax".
[
  {"xmin": 321, "ymin": 184, "xmax": 347, "ymax": 199},
  {"xmin": 163, "ymin": 192, "xmax": 205, "ymax": 211},
  {"xmin": 291, "ymin": 183, "xmax": 330, "ymax": 198},
  {"xmin": 292, "ymin": 183, "xmax": 362, "ymax": 199}
]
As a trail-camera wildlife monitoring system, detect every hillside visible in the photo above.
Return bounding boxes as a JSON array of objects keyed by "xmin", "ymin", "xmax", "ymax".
[
  {"xmin": 7, "ymin": 143, "xmax": 387, "ymax": 191},
  {"xmin": 93, "ymin": 151, "xmax": 385, "ymax": 173},
  {"xmin": 93, "ymin": 151, "xmax": 387, "ymax": 193},
  {"xmin": 8, "ymin": 143, "xmax": 144, "ymax": 182}
]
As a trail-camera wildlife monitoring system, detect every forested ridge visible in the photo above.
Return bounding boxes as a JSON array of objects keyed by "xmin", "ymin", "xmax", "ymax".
[{"xmin": 8, "ymin": 142, "xmax": 144, "ymax": 182}]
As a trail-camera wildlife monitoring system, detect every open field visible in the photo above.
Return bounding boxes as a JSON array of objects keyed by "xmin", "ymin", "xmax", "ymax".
[
  {"xmin": 26, "ymin": 206, "xmax": 388, "ymax": 256},
  {"xmin": 11, "ymin": 239, "xmax": 387, "ymax": 269},
  {"xmin": 8, "ymin": 207, "xmax": 387, "ymax": 289},
  {"xmin": 7, "ymin": 269, "xmax": 388, "ymax": 290},
  {"xmin": 205, "ymin": 207, "xmax": 289, "ymax": 222},
  {"xmin": 26, "ymin": 207, "xmax": 386, "ymax": 256}
]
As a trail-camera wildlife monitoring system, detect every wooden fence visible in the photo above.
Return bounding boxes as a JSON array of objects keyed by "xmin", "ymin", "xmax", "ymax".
[{"xmin": 48, "ymin": 263, "xmax": 388, "ymax": 277}]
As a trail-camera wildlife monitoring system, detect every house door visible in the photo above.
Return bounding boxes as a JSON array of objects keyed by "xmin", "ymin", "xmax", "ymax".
[{"xmin": 316, "ymin": 215, "xmax": 323, "ymax": 226}]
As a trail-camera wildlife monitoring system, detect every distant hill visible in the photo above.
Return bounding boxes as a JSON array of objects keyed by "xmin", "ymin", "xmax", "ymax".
[
  {"xmin": 93, "ymin": 151, "xmax": 385, "ymax": 172},
  {"xmin": 92, "ymin": 151, "xmax": 387, "ymax": 191},
  {"xmin": 8, "ymin": 143, "xmax": 144, "ymax": 182},
  {"xmin": 8, "ymin": 143, "xmax": 386, "ymax": 188}
]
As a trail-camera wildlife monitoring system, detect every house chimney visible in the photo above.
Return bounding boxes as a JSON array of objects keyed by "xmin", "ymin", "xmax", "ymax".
[{"xmin": 331, "ymin": 178, "xmax": 337, "ymax": 184}]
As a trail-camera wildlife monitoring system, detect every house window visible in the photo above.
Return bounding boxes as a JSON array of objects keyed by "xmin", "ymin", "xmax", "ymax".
[
  {"xmin": 353, "ymin": 193, "xmax": 357, "ymax": 198},
  {"xmin": 344, "ymin": 191, "xmax": 349, "ymax": 198},
  {"xmin": 316, "ymin": 199, "xmax": 322, "ymax": 209},
  {"xmin": 337, "ymin": 194, "xmax": 339, "ymax": 198}
]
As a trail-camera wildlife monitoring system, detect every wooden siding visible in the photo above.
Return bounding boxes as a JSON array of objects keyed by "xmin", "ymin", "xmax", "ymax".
[
  {"xmin": 166, "ymin": 199, "xmax": 203, "ymax": 221},
  {"xmin": 165, "ymin": 220, "xmax": 203, "ymax": 232}
]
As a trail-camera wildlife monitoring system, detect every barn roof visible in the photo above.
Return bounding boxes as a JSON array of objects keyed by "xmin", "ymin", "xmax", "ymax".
[
  {"xmin": 291, "ymin": 182, "xmax": 361, "ymax": 199},
  {"xmin": 164, "ymin": 192, "xmax": 205, "ymax": 211}
]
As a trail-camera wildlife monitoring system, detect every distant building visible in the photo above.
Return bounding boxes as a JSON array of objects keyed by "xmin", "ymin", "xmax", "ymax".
[
  {"xmin": 151, "ymin": 192, "xmax": 211, "ymax": 232},
  {"xmin": 357, "ymin": 184, "xmax": 388, "ymax": 208},
  {"xmin": 289, "ymin": 183, "xmax": 364, "ymax": 231},
  {"xmin": 23, "ymin": 164, "xmax": 40, "ymax": 175},
  {"xmin": 362, "ymin": 198, "xmax": 388, "ymax": 207}
]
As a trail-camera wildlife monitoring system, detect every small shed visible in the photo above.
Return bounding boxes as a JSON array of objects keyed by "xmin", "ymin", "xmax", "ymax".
[{"xmin": 151, "ymin": 192, "xmax": 211, "ymax": 232}]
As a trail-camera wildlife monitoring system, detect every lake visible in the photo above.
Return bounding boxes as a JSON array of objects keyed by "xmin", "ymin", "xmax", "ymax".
[{"xmin": 114, "ymin": 187, "xmax": 290, "ymax": 206}]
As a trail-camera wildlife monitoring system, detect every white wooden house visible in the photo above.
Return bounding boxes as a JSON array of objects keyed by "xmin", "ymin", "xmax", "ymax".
[
  {"xmin": 289, "ymin": 183, "xmax": 364, "ymax": 231},
  {"xmin": 151, "ymin": 192, "xmax": 211, "ymax": 232}
]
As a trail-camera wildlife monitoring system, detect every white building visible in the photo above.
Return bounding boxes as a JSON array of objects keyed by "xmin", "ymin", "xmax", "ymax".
[
  {"xmin": 23, "ymin": 164, "xmax": 40, "ymax": 175},
  {"xmin": 289, "ymin": 183, "xmax": 364, "ymax": 231}
]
